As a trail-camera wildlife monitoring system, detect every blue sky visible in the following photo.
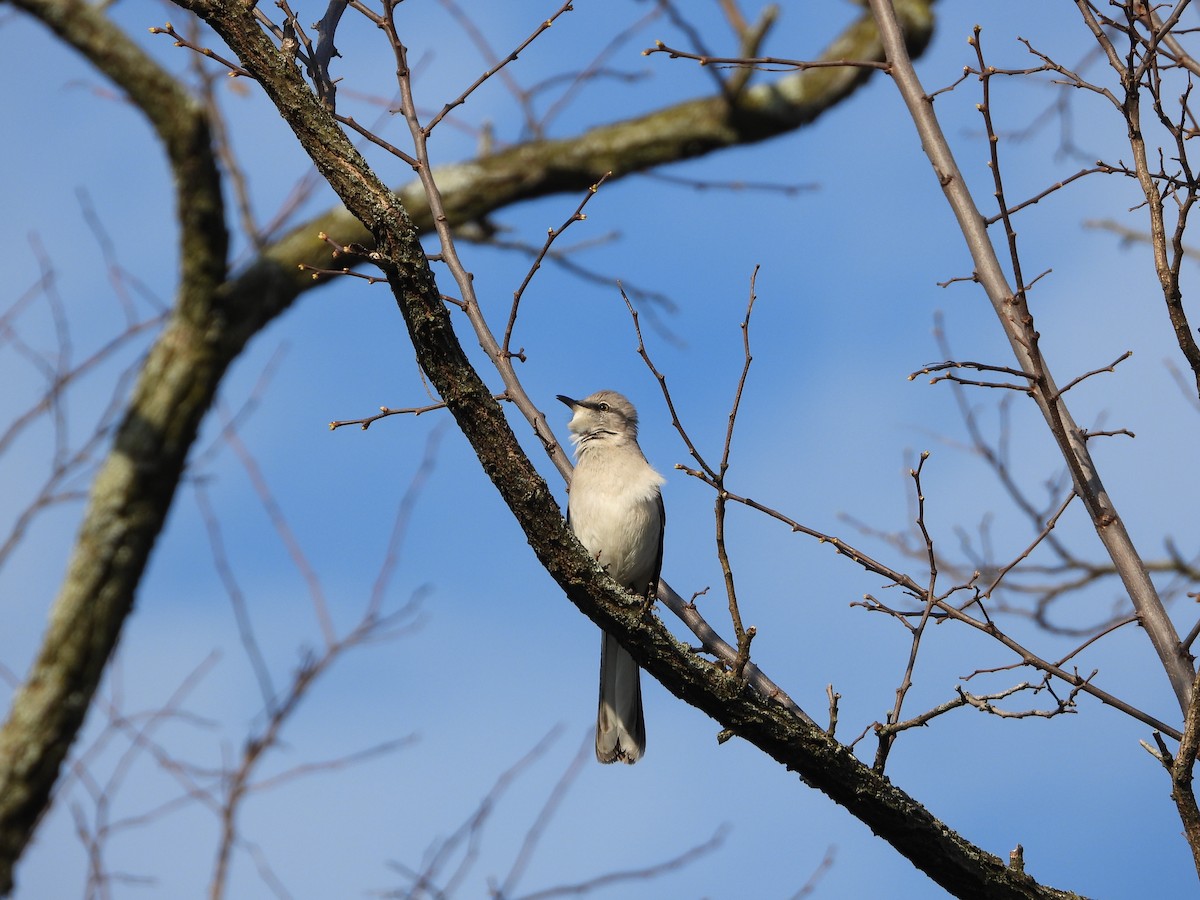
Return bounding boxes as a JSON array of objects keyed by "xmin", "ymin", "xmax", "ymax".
[{"xmin": 2, "ymin": 1, "xmax": 1199, "ymax": 897}]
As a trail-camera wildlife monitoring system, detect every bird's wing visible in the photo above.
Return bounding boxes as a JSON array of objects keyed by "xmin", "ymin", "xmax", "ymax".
[{"xmin": 650, "ymin": 490, "xmax": 665, "ymax": 599}]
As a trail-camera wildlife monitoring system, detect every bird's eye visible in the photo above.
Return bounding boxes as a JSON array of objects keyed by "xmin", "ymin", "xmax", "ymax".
[{"xmin": 598, "ymin": 402, "xmax": 609, "ymax": 412}]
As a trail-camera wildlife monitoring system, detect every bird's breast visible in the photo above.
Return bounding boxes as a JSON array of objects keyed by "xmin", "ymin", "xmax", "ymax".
[{"xmin": 567, "ymin": 460, "xmax": 662, "ymax": 589}]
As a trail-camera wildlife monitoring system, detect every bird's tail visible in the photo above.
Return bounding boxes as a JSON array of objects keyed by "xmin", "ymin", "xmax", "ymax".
[{"xmin": 596, "ymin": 631, "xmax": 646, "ymax": 764}]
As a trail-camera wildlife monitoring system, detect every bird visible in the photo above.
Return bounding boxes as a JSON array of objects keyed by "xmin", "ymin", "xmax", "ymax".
[{"xmin": 557, "ymin": 390, "xmax": 665, "ymax": 764}]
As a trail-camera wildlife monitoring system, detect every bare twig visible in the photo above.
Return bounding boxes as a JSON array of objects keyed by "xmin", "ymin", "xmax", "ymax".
[
  {"xmin": 149, "ymin": 22, "xmax": 251, "ymax": 76},
  {"xmin": 496, "ymin": 734, "xmax": 592, "ymax": 897},
  {"xmin": 874, "ymin": 452, "xmax": 938, "ymax": 772},
  {"xmin": 428, "ymin": 0, "xmax": 575, "ymax": 136},
  {"xmin": 643, "ymin": 40, "xmax": 890, "ymax": 73},
  {"xmin": 716, "ymin": 268, "xmax": 761, "ymax": 676},
  {"xmin": 389, "ymin": 728, "xmax": 563, "ymax": 897},
  {"xmin": 222, "ymin": 425, "xmax": 336, "ymax": 647},
  {"xmin": 503, "ymin": 173, "xmax": 611, "ymax": 358},
  {"xmin": 984, "ymin": 166, "xmax": 1111, "ymax": 225},
  {"xmin": 643, "ymin": 170, "xmax": 817, "ymax": 195},
  {"xmin": 1050, "ymin": 350, "xmax": 1133, "ymax": 402},
  {"xmin": 516, "ymin": 825, "xmax": 728, "ymax": 900},
  {"xmin": 787, "ymin": 845, "xmax": 837, "ymax": 900},
  {"xmin": 982, "ymin": 491, "xmax": 1078, "ymax": 600},
  {"xmin": 622, "ymin": 287, "xmax": 718, "ymax": 481}
]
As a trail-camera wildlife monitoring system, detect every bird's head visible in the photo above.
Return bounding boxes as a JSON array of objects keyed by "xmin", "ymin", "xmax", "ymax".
[{"xmin": 556, "ymin": 390, "xmax": 640, "ymax": 447}]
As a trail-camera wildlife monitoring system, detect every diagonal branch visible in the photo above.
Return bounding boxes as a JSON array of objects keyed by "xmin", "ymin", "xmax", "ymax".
[{"xmin": 868, "ymin": 0, "xmax": 1195, "ymax": 713}]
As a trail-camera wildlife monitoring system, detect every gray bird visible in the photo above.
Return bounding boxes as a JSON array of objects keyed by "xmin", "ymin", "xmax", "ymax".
[{"xmin": 557, "ymin": 390, "xmax": 665, "ymax": 764}]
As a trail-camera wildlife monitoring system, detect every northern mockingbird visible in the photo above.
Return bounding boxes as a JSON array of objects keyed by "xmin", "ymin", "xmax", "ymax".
[{"xmin": 557, "ymin": 390, "xmax": 665, "ymax": 764}]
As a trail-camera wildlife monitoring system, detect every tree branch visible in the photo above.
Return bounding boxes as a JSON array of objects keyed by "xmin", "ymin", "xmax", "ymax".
[
  {"xmin": 0, "ymin": 0, "xmax": 230, "ymax": 891},
  {"xmin": 867, "ymin": 0, "xmax": 1195, "ymax": 713}
]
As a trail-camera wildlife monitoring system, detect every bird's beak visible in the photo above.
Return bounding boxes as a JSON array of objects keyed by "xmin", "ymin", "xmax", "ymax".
[{"xmin": 556, "ymin": 394, "xmax": 578, "ymax": 408}]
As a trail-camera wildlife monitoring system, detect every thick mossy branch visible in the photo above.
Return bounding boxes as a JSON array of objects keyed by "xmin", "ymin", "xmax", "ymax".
[
  {"xmin": 0, "ymin": 0, "xmax": 230, "ymax": 891},
  {"xmin": 218, "ymin": 0, "xmax": 936, "ymax": 322}
]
